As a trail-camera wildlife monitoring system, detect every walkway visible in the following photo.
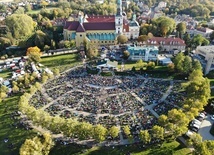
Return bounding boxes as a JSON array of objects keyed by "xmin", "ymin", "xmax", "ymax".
[{"xmin": 27, "ymin": 73, "xmax": 184, "ymax": 147}]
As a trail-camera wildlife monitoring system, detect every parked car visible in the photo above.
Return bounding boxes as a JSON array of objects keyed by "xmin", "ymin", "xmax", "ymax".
[
  {"xmin": 185, "ymin": 130, "xmax": 194, "ymax": 138},
  {"xmin": 210, "ymin": 115, "xmax": 214, "ymax": 121},
  {"xmin": 190, "ymin": 119, "xmax": 202, "ymax": 127}
]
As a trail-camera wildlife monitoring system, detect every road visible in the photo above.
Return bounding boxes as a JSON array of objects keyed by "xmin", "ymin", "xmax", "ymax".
[{"xmin": 198, "ymin": 114, "xmax": 214, "ymax": 141}]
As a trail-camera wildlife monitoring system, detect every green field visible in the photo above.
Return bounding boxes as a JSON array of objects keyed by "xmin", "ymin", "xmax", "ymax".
[
  {"xmin": 0, "ymin": 54, "xmax": 192, "ymax": 155},
  {"xmin": 40, "ymin": 53, "xmax": 81, "ymax": 72},
  {"xmin": 0, "ymin": 68, "xmax": 12, "ymax": 79},
  {"xmin": 0, "ymin": 53, "xmax": 80, "ymax": 155},
  {"xmin": 50, "ymin": 141, "xmax": 192, "ymax": 155},
  {"xmin": 0, "ymin": 95, "xmax": 36, "ymax": 155},
  {"xmin": 26, "ymin": 7, "xmax": 58, "ymax": 15}
]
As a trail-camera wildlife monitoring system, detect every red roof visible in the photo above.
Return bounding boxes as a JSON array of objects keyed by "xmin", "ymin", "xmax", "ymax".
[
  {"xmin": 86, "ymin": 15, "xmax": 115, "ymax": 22},
  {"xmin": 64, "ymin": 21, "xmax": 79, "ymax": 31},
  {"xmin": 83, "ymin": 22, "xmax": 115, "ymax": 30},
  {"xmin": 76, "ymin": 23, "xmax": 85, "ymax": 32},
  {"xmin": 147, "ymin": 37, "xmax": 186, "ymax": 46}
]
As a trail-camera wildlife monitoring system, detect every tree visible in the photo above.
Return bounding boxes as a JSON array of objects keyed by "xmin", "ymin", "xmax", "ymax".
[
  {"xmin": 20, "ymin": 133, "xmax": 54, "ymax": 155},
  {"xmin": 147, "ymin": 61, "xmax": 155, "ymax": 70},
  {"xmin": 108, "ymin": 126, "xmax": 119, "ymax": 139},
  {"xmin": 92, "ymin": 124, "xmax": 107, "ymax": 142},
  {"xmin": 191, "ymin": 34, "xmax": 209, "ymax": 48},
  {"xmin": 14, "ymin": 7, "xmax": 25, "ymax": 14},
  {"xmin": 12, "ymin": 84, "xmax": 19, "ymax": 93},
  {"xmin": 123, "ymin": 125, "xmax": 131, "ymax": 136},
  {"xmin": 52, "ymin": 68, "xmax": 60, "ymax": 76},
  {"xmin": 34, "ymin": 30, "xmax": 51, "ymax": 50},
  {"xmin": 138, "ymin": 35, "xmax": 149, "ymax": 42},
  {"xmin": 41, "ymin": 0, "xmax": 48, "ymax": 8},
  {"xmin": 176, "ymin": 22, "xmax": 186, "ymax": 38},
  {"xmin": 173, "ymin": 52, "xmax": 185, "ymax": 73},
  {"xmin": 74, "ymin": 122, "xmax": 93, "ymax": 140},
  {"xmin": 158, "ymin": 115, "xmax": 168, "ymax": 127},
  {"xmin": 155, "ymin": 16, "xmax": 176, "ymax": 37},
  {"xmin": 5, "ymin": 14, "xmax": 36, "ymax": 40},
  {"xmin": 0, "ymin": 37, "xmax": 11, "ymax": 49},
  {"xmin": 183, "ymin": 33, "xmax": 191, "ymax": 47},
  {"xmin": 151, "ymin": 125, "xmax": 164, "ymax": 140},
  {"xmin": 26, "ymin": 46, "xmax": 42, "ymax": 63},
  {"xmin": 123, "ymin": 50, "xmax": 130, "ymax": 60},
  {"xmin": 139, "ymin": 130, "xmax": 151, "ymax": 144},
  {"xmin": 192, "ymin": 59, "xmax": 202, "ymax": 71},
  {"xmin": 182, "ymin": 56, "xmax": 192, "ymax": 74},
  {"xmin": 117, "ymin": 34, "xmax": 128, "ymax": 44},
  {"xmin": 25, "ymin": 4, "xmax": 32, "ymax": 12},
  {"xmin": 136, "ymin": 59, "xmax": 144, "ymax": 68},
  {"xmin": 167, "ymin": 63, "xmax": 175, "ymax": 72}
]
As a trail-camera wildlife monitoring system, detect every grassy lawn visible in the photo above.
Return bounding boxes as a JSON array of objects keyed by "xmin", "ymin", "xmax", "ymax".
[
  {"xmin": 50, "ymin": 141, "xmax": 192, "ymax": 155},
  {"xmin": 26, "ymin": 7, "xmax": 58, "ymax": 15},
  {"xmin": 40, "ymin": 53, "xmax": 81, "ymax": 72},
  {"xmin": 0, "ymin": 69, "xmax": 12, "ymax": 79},
  {"xmin": 0, "ymin": 95, "xmax": 36, "ymax": 155},
  {"xmin": 0, "ymin": 53, "xmax": 81, "ymax": 154}
]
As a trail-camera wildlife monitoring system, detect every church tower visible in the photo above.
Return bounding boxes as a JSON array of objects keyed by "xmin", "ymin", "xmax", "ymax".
[{"xmin": 115, "ymin": 0, "xmax": 123, "ymax": 35}]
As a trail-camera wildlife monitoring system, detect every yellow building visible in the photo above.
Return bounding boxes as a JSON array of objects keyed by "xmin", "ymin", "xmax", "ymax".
[
  {"xmin": 63, "ymin": 16, "xmax": 117, "ymax": 47},
  {"xmin": 63, "ymin": 0, "xmax": 124, "ymax": 47}
]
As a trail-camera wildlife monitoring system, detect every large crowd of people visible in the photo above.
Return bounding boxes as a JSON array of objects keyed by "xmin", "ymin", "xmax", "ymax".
[{"xmin": 28, "ymin": 66, "xmax": 185, "ymax": 142}]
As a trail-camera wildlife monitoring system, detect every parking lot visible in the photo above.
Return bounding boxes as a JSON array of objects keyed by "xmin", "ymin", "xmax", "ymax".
[{"xmin": 198, "ymin": 114, "xmax": 214, "ymax": 140}]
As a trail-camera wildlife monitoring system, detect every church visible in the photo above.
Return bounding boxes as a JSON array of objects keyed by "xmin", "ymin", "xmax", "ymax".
[{"xmin": 63, "ymin": 0, "xmax": 140, "ymax": 47}]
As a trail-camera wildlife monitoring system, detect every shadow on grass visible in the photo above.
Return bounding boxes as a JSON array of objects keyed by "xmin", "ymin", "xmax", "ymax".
[{"xmin": 0, "ymin": 95, "xmax": 37, "ymax": 155}]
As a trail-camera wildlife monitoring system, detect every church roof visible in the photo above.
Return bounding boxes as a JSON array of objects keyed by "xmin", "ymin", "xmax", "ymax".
[
  {"xmin": 64, "ymin": 21, "xmax": 115, "ymax": 31},
  {"xmin": 76, "ymin": 23, "xmax": 85, "ymax": 32},
  {"xmin": 86, "ymin": 15, "xmax": 115, "ymax": 22},
  {"xmin": 83, "ymin": 22, "xmax": 115, "ymax": 30}
]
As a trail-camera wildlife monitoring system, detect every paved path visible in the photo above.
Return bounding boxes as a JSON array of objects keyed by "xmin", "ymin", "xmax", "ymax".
[
  {"xmin": 198, "ymin": 114, "xmax": 214, "ymax": 141},
  {"xmin": 28, "ymin": 74, "xmax": 184, "ymax": 146}
]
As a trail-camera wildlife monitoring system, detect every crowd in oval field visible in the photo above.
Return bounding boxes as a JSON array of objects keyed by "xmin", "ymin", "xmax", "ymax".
[{"xmin": 28, "ymin": 66, "xmax": 186, "ymax": 143}]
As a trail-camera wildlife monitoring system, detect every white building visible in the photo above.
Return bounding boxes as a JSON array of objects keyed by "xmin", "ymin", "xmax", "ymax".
[
  {"xmin": 187, "ymin": 27, "xmax": 213, "ymax": 38},
  {"xmin": 194, "ymin": 46, "xmax": 214, "ymax": 75},
  {"xmin": 127, "ymin": 45, "xmax": 159, "ymax": 61},
  {"xmin": 123, "ymin": 20, "xmax": 140, "ymax": 39}
]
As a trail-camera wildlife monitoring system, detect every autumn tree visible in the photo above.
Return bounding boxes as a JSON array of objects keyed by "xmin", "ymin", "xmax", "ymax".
[
  {"xmin": 151, "ymin": 125, "xmax": 164, "ymax": 140},
  {"xmin": 147, "ymin": 61, "xmax": 155, "ymax": 70},
  {"xmin": 138, "ymin": 35, "xmax": 149, "ymax": 42},
  {"xmin": 108, "ymin": 126, "xmax": 120, "ymax": 139},
  {"xmin": 34, "ymin": 30, "xmax": 51, "ymax": 50},
  {"xmin": 136, "ymin": 59, "xmax": 144, "ymax": 68},
  {"xmin": 139, "ymin": 130, "xmax": 151, "ymax": 144},
  {"xmin": 26, "ymin": 46, "xmax": 42, "ymax": 63},
  {"xmin": 92, "ymin": 124, "xmax": 107, "ymax": 142},
  {"xmin": 123, "ymin": 125, "xmax": 131, "ymax": 137},
  {"xmin": 117, "ymin": 34, "xmax": 128, "ymax": 44},
  {"xmin": 123, "ymin": 50, "xmax": 130, "ymax": 60},
  {"xmin": 20, "ymin": 133, "xmax": 54, "ymax": 155},
  {"xmin": 5, "ymin": 14, "xmax": 36, "ymax": 40},
  {"xmin": 176, "ymin": 22, "xmax": 186, "ymax": 38},
  {"xmin": 167, "ymin": 63, "xmax": 175, "ymax": 72},
  {"xmin": 155, "ymin": 16, "xmax": 176, "ymax": 37}
]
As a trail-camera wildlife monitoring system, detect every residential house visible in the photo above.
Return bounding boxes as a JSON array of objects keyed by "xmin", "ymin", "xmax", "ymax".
[{"xmin": 145, "ymin": 37, "xmax": 186, "ymax": 52}]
